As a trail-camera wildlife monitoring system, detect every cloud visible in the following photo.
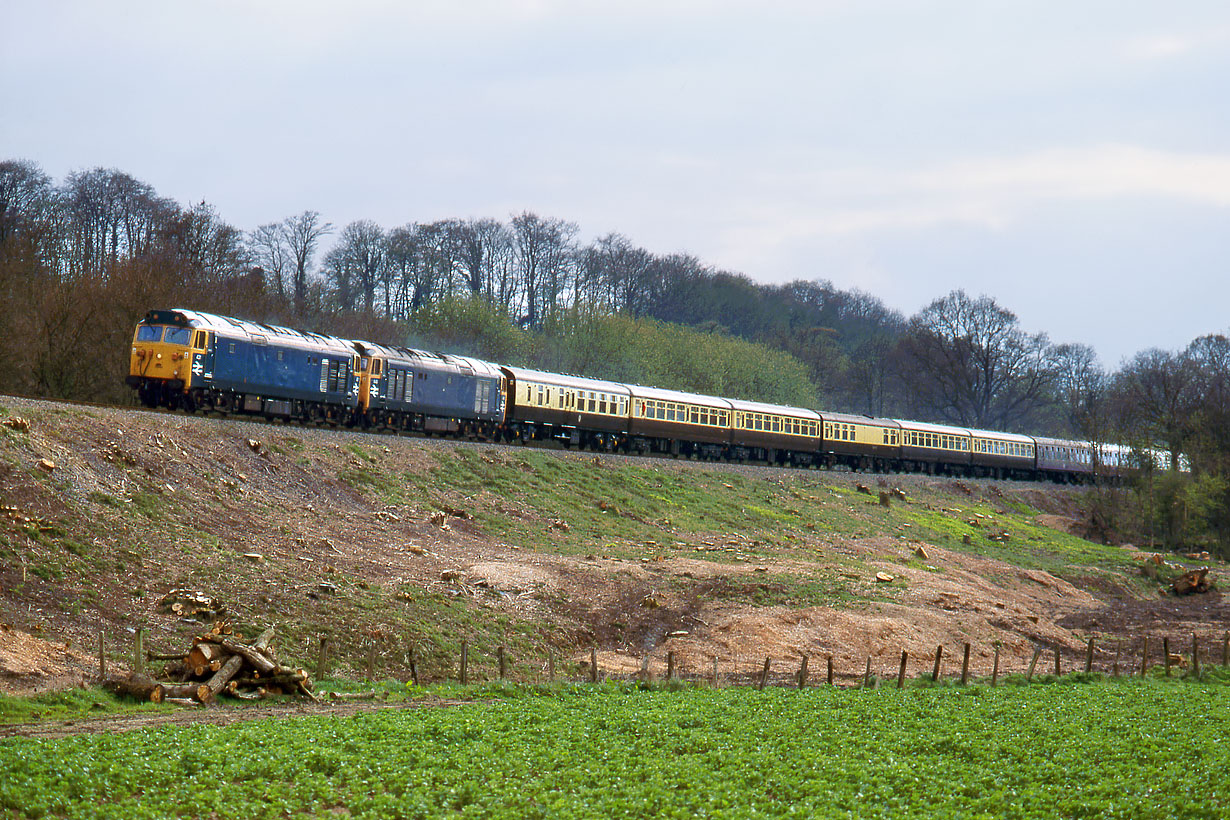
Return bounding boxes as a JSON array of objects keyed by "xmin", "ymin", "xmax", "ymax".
[
  {"xmin": 751, "ymin": 144, "xmax": 1230, "ymax": 241},
  {"xmin": 1124, "ymin": 28, "xmax": 1230, "ymax": 60}
]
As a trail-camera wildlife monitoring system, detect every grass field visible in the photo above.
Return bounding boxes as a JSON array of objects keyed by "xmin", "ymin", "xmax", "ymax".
[{"xmin": 2, "ymin": 678, "xmax": 1226, "ymax": 819}]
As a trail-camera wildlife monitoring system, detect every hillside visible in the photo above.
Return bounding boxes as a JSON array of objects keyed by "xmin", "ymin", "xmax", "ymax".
[{"xmin": 0, "ymin": 396, "xmax": 1224, "ymax": 697}]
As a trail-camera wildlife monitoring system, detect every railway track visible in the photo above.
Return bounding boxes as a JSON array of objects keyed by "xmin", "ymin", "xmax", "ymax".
[{"xmin": 2, "ymin": 392, "xmax": 1069, "ymax": 490}]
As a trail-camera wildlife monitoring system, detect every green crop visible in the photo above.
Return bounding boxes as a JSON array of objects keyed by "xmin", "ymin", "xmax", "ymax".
[{"xmin": 1, "ymin": 679, "xmax": 1226, "ymax": 819}]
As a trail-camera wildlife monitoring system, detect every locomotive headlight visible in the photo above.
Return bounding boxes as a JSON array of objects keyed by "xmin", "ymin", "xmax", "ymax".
[{"xmin": 156, "ymin": 353, "xmax": 163, "ymax": 359}]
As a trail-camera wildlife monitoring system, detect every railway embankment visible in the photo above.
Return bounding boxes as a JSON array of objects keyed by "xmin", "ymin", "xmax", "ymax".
[{"xmin": 1, "ymin": 394, "xmax": 1225, "ymax": 702}]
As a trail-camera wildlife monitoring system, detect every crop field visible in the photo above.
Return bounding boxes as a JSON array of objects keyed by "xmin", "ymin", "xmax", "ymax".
[{"xmin": 2, "ymin": 678, "xmax": 1227, "ymax": 819}]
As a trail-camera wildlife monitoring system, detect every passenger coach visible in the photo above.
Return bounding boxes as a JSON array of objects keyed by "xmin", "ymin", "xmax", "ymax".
[{"xmin": 501, "ymin": 366, "xmax": 631, "ymax": 449}]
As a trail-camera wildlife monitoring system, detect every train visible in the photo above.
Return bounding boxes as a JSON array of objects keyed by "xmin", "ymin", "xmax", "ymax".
[{"xmin": 125, "ymin": 308, "xmax": 1182, "ymax": 484}]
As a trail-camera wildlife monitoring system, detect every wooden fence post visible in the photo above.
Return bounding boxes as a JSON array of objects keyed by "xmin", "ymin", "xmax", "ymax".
[
  {"xmin": 712, "ymin": 656, "xmax": 720, "ymax": 688},
  {"xmin": 1027, "ymin": 645, "xmax": 1041, "ymax": 682},
  {"xmin": 98, "ymin": 630, "xmax": 106, "ymax": 679},
  {"xmin": 758, "ymin": 657, "xmax": 771, "ymax": 690},
  {"xmin": 1112, "ymin": 643, "xmax": 1120, "ymax": 677},
  {"xmin": 863, "ymin": 657, "xmax": 872, "ymax": 688},
  {"xmin": 932, "ymin": 645, "xmax": 943, "ymax": 682},
  {"xmin": 317, "ymin": 636, "xmax": 329, "ymax": 680},
  {"xmin": 1053, "ymin": 647, "xmax": 1061, "ymax": 677},
  {"xmin": 991, "ymin": 644, "xmax": 1000, "ymax": 687},
  {"xmin": 1163, "ymin": 637, "xmax": 1171, "ymax": 677},
  {"xmin": 667, "ymin": 651, "xmax": 676, "ymax": 681},
  {"xmin": 1140, "ymin": 635, "xmax": 1149, "ymax": 677},
  {"xmin": 460, "ymin": 640, "xmax": 469, "ymax": 685},
  {"xmin": 498, "ymin": 646, "xmax": 507, "ymax": 680},
  {"xmin": 1085, "ymin": 637, "xmax": 1095, "ymax": 674},
  {"xmin": 590, "ymin": 646, "xmax": 598, "ymax": 683},
  {"xmin": 827, "ymin": 655, "xmax": 834, "ymax": 686},
  {"xmin": 134, "ymin": 629, "xmax": 145, "ymax": 676},
  {"xmin": 797, "ymin": 655, "xmax": 808, "ymax": 688},
  {"xmin": 1192, "ymin": 635, "xmax": 1200, "ymax": 679},
  {"xmin": 961, "ymin": 643, "xmax": 971, "ymax": 686},
  {"xmin": 408, "ymin": 644, "xmax": 419, "ymax": 687},
  {"xmin": 897, "ymin": 651, "xmax": 908, "ymax": 689}
]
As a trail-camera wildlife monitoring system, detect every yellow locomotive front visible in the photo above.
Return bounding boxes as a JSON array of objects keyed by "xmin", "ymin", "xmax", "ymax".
[{"xmin": 126, "ymin": 310, "xmax": 209, "ymax": 409}]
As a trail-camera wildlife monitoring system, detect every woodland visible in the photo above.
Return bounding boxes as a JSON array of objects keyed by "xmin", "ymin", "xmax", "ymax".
[{"xmin": 1, "ymin": 159, "xmax": 1228, "ymax": 553}]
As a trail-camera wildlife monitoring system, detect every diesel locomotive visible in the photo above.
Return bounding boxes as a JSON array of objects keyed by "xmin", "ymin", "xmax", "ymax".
[{"xmin": 126, "ymin": 308, "xmax": 1181, "ymax": 484}]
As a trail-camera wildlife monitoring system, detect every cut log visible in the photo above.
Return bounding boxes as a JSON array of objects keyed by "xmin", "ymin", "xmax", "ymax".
[
  {"xmin": 202, "ymin": 655, "xmax": 245, "ymax": 700},
  {"xmin": 201, "ymin": 635, "xmax": 277, "ymax": 675},
  {"xmin": 102, "ymin": 673, "xmax": 164, "ymax": 703},
  {"xmin": 200, "ymin": 627, "xmax": 274, "ymax": 701},
  {"xmin": 146, "ymin": 651, "xmax": 188, "ymax": 662},
  {"xmin": 231, "ymin": 672, "xmax": 307, "ymax": 689},
  {"xmin": 159, "ymin": 681, "xmax": 212, "ymax": 702},
  {"xmin": 186, "ymin": 641, "xmax": 229, "ymax": 677}
]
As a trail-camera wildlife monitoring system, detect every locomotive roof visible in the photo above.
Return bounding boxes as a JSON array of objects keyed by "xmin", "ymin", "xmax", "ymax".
[
  {"xmin": 501, "ymin": 366, "xmax": 632, "ymax": 395},
  {"xmin": 148, "ymin": 309, "xmax": 356, "ymax": 356},
  {"xmin": 727, "ymin": 398, "xmax": 821, "ymax": 421},
  {"xmin": 355, "ymin": 341, "xmax": 503, "ymax": 379}
]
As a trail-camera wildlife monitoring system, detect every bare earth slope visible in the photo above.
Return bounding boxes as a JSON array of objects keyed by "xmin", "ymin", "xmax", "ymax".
[{"xmin": 1, "ymin": 396, "xmax": 1224, "ymax": 697}]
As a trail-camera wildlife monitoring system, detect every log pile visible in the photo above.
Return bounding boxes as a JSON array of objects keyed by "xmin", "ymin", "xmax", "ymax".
[{"xmin": 102, "ymin": 625, "xmax": 318, "ymax": 705}]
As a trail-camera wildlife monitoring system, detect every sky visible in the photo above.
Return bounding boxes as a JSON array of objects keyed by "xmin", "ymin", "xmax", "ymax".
[{"xmin": 3, "ymin": 0, "xmax": 1228, "ymax": 367}]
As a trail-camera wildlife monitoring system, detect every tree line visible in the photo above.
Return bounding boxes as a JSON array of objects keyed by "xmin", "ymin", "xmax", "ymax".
[{"xmin": 2, "ymin": 159, "xmax": 1227, "ymax": 553}]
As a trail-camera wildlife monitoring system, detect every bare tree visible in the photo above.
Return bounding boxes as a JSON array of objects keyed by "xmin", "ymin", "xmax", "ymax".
[
  {"xmin": 329, "ymin": 220, "xmax": 386, "ymax": 312},
  {"xmin": 281, "ymin": 210, "xmax": 333, "ymax": 315},
  {"xmin": 454, "ymin": 217, "xmax": 510, "ymax": 300},
  {"xmin": 898, "ymin": 289, "xmax": 1056, "ymax": 429},
  {"xmin": 61, "ymin": 168, "xmax": 175, "ymax": 277},
  {"xmin": 0, "ymin": 159, "xmax": 53, "ymax": 245},
  {"xmin": 249, "ymin": 222, "xmax": 290, "ymax": 301},
  {"xmin": 511, "ymin": 211, "xmax": 577, "ymax": 328},
  {"xmin": 1112, "ymin": 347, "xmax": 1197, "ymax": 461},
  {"xmin": 1183, "ymin": 334, "xmax": 1230, "ymax": 473},
  {"xmin": 579, "ymin": 232, "xmax": 656, "ymax": 314},
  {"xmin": 166, "ymin": 201, "xmax": 249, "ymax": 286},
  {"xmin": 384, "ymin": 224, "xmax": 420, "ymax": 319}
]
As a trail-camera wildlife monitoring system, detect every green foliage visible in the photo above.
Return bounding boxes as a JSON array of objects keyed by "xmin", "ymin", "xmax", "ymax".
[
  {"xmin": 1138, "ymin": 471, "xmax": 1230, "ymax": 556},
  {"xmin": 408, "ymin": 296, "xmax": 531, "ymax": 363},
  {"xmin": 534, "ymin": 311, "xmax": 820, "ymax": 408},
  {"xmin": 2, "ymin": 682, "xmax": 1227, "ymax": 819}
]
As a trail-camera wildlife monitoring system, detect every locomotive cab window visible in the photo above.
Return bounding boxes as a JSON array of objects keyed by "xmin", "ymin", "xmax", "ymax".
[{"xmin": 164, "ymin": 327, "xmax": 191, "ymax": 346}]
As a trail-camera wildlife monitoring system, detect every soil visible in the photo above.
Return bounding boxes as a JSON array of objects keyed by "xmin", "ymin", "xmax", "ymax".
[{"xmin": 1, "ymin": 395, "xmax": 1226, "ymax": 736}]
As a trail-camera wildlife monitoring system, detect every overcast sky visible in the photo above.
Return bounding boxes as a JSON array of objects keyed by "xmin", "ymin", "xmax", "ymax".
[{"xmin": 4, "ymin": 0, "xmax": 1228, "ymax": 366}]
